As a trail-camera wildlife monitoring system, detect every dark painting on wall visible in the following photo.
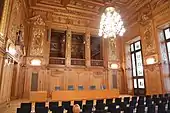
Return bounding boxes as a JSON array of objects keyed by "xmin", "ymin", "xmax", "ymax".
[{"xmin": 0, "ymin": 0, "xmax": 5, "ymax": 21}]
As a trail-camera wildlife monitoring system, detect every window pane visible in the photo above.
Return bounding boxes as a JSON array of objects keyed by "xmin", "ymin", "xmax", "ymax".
[
  {"xmin": 135, "ymin": 41, "xmax": 141, "ymax": 50},
  {"xmin": 167, "ymin": 42, "xmax": 170, "ymax": 52},
  {"xmin": 138, "ymin": 79, "xmax": 145, "ymax": 88},
  {"xmin": 131, "ymin": 53, "xmax": 136, "ymax": 77},
  {"xmin": 131, "ymin": 44, "xmax": 134, "ymax": 52},
  {"xmin": 71, "ymin": 33, "xmax": 85, "ymax": 59},
  {"xmin": 91, "ymin": 36, "xmax": 102, "ymax": 60},
  {"xmin": 134, "ymin": 79, "xmax": 137, "ymax": 88},
  {"xmin": 165, "ymin": 28, "xmax": 170, "ymax": 39},
  {"xmin": 136, "ymin": 51, "xmax": 144, "ymax": 76}
]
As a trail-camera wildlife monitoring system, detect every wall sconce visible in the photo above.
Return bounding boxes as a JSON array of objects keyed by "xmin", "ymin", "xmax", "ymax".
[
  {"xmin": 146, "ymin": 57, "xmax": 156, "ymax": 65},
  {"xmin": 31, "ymin": 59, "xmax": 41, "ymax": 66},
  {"xmin": 110, "ymin": 63, "xmax": 118, "ymax": 69}
]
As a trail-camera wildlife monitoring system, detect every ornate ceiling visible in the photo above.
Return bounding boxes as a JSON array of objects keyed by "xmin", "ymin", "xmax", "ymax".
[{"xmin": 28, "ymin": 0, "xmax": 169, "ymax": 29}]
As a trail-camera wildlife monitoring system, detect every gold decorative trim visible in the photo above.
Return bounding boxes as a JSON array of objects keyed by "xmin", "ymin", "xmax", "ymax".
[{"xmin": 0, "ymin": 0, "xmax": 10, "ymax": 43}]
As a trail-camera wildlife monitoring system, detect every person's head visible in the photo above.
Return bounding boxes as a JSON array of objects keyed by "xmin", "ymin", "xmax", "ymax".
[{"xmin": 72, "ymin": 104, "xmax": 80, "ymax": 113}]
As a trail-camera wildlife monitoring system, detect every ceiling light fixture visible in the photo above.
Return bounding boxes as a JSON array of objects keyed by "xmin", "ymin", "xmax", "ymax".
[{"xmin": 98, "ymin": 7, "xmax": 126, "ymax": 38}]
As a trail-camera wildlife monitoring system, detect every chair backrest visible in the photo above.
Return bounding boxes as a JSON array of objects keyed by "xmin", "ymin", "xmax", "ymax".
[
  {"xmin": 106, "ymin": 99, "xmax": 113, "ymax": 105},
  {"xmin": 108, "ymin": 103, "xmax": 116, "ymax": 112},
  {"xmin": 136, "ymin": 105, "xmax": 145, "ymax": 113},
  {"xmin": 129, "ymin": 101, "xmax": 136, "ymax": 107},
  {"xmin": 161, "ymin": 97, "xmax": 168, "ymax": 103},
  {"xmin": 154, "ymin": 98, "xmax": 160, "ymax": 105},
  {"xmin": 78, "ymin": 85, "xmax": 84, "ymax": 90},
  {"xmin": 17, "ymin": 108, "xmax": 31, "ymax": 113},
  {"xmin": 62, "ymin": 101, "xmax": 71, "ymax": 109},
  {"xmin": 74, "ymin": 100, "xmax": 82, "ymax": 108},
  {"xmin": 82, "ymin": 104, "xmax": 93, "ymax": 112},
  {"xmin": 120, "ymin": 102, "xmax": 126, "ymax": 111},
  {"xmin": 124, "ymin": 107, "xmax": 134, "ymax": 113},
  {"xmin": 89, "ymin": 85, "xmax": 96, "ymax": 90},
  {"xmin": 146, "ymin": 98, "xmax": 152, "ymax": 106},
  {"xmin": 138, "ymin": 99, "xmax": 144, "ymax": 106},
  {"xmin": 86, "ymin": 100, "xmax": 93, "ymax": 105},
  {"xmin": 164, "ymin": 93, "xmax": 169, "ymax": 97},
  {"xmin": 168, "ymin": 101, "xmax": 170, "ymax": 110},
  {"xmin": 158, "ymin": 103, "xmax": 166, "ymax": 113},
  {"xmin": 146, "ymin": 95, "xmax": 151, "ymax": 99},
  {"xmin": 49, "ymin": 102, "xmax": 59, "ymax": 111},
  {"xmin": 35, "ymin": 102, "xmax": 46, "ymax": 108},
  {"xmin": 115, "ymin": 98, "xmax": 121, "ymax": 105},
  {"xmin": 95, "ymin": 103, "xmax": 105, "ymax": 110},
  {"xmin": 123, "ymin": 97, "xmax": 130, "ymax": 104},
  {"xmin": 152, "ymin": 95, "xmax": 157, "ymax": 99},
  {"xmin": 159, "ymin": 94, "xmax": 164, "ymax": 98},
  {"xmin": 51, "ymin": 106, "xmax": 64, "ymax": 113},
  {"xmin": 108, "ymin": 105, "xmax": 120, "ymax": 113},
  {"xmin": 147, "ymin": 104, "xmax": 155, "ymax": 113},
  {"xmin": 55, "ymin": 86, "xmax": 60, "ymax": 91},
  {"xmin": 20, "ymin": 103, "xmax": 32, "ymax": 111},
  {"xmin": 35, "ymin": 107, "xmax": 48, "ymax": 113},
  {"xmin": 96, "ymin": 99, "xmax": 104, "ymax": 105},
  {"xmin": 132, "ymin": 96, "xmax": 137, "ymax": 102},
  {"xmin": 139, "ymin": 96, "xmax": 145, "ymax": 101},
  {"xmin": 100, "ymin": 85, "xmax": 106, "ymax": 90},
  {"xmin": 68, "ymin": 85, "xmax": 74, "ymax": 90}
]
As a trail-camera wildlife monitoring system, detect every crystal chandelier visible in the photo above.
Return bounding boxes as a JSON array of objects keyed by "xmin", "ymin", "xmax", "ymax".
[{"xmin": 98, "ymin": 7, "xmax": 126, "ymax": 38}]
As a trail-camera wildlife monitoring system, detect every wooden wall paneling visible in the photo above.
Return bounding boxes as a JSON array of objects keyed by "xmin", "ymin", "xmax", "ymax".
[
  {"xmin": 117, "ymin": 70, "xmax": 124, "ymax": 94},
  {"xmin": 0, "ymin": 60, "xmax": 13, "ymax": 103},
  {"xmin": 0, "ymin": 61, "xmax": 7, "ymax": 102},
  {"xmin": 7, "ymin": 63, "xmax": 14, "ymax": 101},
  {"xmin": 50, "ymin": 69, "xmax": 65, "ymax": 91},
  {"xmin": 38, "ymin": 70, "xmax": 44, "ymax": 91},
  {"xmin": 23, "ymin": 68, "xmax": 31, "ymax": 98},
  {"xmin": 108, "ymin": 69, "xmax": 113, "ymax": 89},
  {"xmin": 10, "ymin": 63, "xmax": 18, "ymax": 98},
  {"xmin": 17, "ymin": 66, "xmax": 25, "ymax": 98},
  {"xmin": 91, "ymin": 70, "xmax": 105, "ymax": 89},
  {"xmin": 144, "ymin": 64, "xmax": 162, "ymax": 94},
  {"xmin": 78, "ymin": 71, "xmax": 90, "ymax": 90},
  {"xmin": 66, "ymin": 70, "xmax": 79, "ymax": 90}
]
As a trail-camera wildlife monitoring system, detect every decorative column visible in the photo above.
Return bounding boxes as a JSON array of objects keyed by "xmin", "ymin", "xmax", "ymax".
[
  {"xmin": 107, "ymin": 38, "xmax": 118, "ymax": 90},
  {"xmin": 65, "ymin": 29, "xmax": 72, "ymax": 67},
  {"xmin": 85, "ymin": 31, "xmax": 91, "ymax": 67},
  {"xmin": 103, "ymin": 38, "xmax": 109, "ymax": 68}
]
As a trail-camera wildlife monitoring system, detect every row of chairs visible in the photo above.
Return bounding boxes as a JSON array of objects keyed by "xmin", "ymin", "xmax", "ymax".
[
  {"xmin": 17, "ymin": 93, "xmax": 170, "ymax": 113},
  {"xmin": 55, "ymin": 85, "xmax": 106, "ymax": 90}
]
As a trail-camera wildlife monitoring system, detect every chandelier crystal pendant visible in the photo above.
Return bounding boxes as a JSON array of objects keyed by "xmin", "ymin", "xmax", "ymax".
[{"xmin": 98, "ymin": 7, "xmax": 126, "ymax": 38}]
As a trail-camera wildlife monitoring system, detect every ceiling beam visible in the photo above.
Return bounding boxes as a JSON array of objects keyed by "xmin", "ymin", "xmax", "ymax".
[{"xmin": 61, "ymin": 0, "xmax": 71, "ymax": 6}]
